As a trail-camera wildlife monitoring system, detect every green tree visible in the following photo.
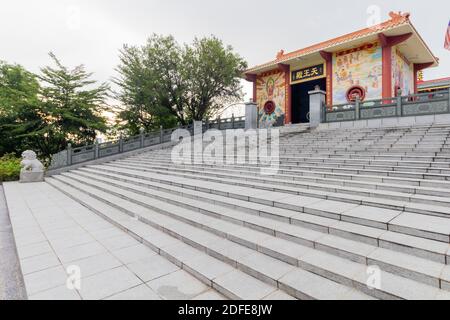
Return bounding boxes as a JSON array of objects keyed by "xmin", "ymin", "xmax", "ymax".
[
  {"xmin": 0, "ymin": 54, "xmax": 110, "ymax": 160},
  {"xmin": 114, "ymin": 35, "xmax": 182, "ymax": 135},
  {"xmin": 115, "ymin": 34, "xmax": 247, "ymax": 133},
  {"xmin": 0, "ymin": 62, "xmax": 42, "ymax": 155},
  {"xmin": 182, "ymin": 36, "xmax": 247, "ymax": 120},
  {"xmin": 33, "ymin": 53, "xmax": 110, "ymax": 158}
]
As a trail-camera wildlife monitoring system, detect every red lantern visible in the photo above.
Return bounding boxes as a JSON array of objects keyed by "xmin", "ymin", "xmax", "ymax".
[
  {"xmin": 346, "ymin": 85, "xmax": 366, "ymax": 102},
  {"xmin": 263, "ymin": 101, "xmax": 276, "ymax": 115}
]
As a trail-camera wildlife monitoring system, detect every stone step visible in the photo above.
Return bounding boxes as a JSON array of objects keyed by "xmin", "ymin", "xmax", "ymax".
[
  {"xmin": 133, "ymin": 154, "xmax": 450, "ymax": 190},
  {"xmin": 46, "ymin": 177, "xmax": 374, "ymax": 300},
  {"xmin": 103, "ymin": 161, "xmax": 450, "ymax": 220},
  {"xmin": 48, "ymin": 174, "xmax": 450, "ymax": 299},
  {"xmin": 44, "ymin": 178, "xmax": 293, "ymax": 300},
  {"xmin": 56, "ymin": 171, "xmax": 450, "ymax": 290},
  {"xmin": 85, "ymin": 164, "xmax": 450, "ymax": 242},
  {"xmin": 116, "ymin": 158, "xmax": 450, "ymax": 206},
  {"xmin": 138, "ymin": 150, "xmax": 450, "ymax": 170},
  {"xmin": 75, "ymin": 167, "xmax": 450, "ymax": 264},
  {"xmin": 132, "ymin": 152, "xmax": 450, "ymax": 173}
]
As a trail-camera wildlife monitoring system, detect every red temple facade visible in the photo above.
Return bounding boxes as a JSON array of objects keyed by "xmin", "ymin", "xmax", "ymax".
[{"xmin": 245, "ymin": 12, "xmax": 439, "ymax": 127}]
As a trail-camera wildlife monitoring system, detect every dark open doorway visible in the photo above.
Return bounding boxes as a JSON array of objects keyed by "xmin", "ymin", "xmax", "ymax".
[{"xmin": 291, "ymin": 78, "xmax": 326, "ymax": 124}]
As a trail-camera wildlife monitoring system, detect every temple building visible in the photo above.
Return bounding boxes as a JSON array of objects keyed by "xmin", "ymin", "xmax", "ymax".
[
  {"xmin": 418, "ymin": 76, "xmax": 450, "ymax": 93},
  {"xmin": 245, "ymin": 12, "xmax": 440, "ymax": 127}
]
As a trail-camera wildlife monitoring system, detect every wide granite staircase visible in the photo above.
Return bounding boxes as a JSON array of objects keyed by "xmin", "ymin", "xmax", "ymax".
[{"xmin": 45, "ymin": 123, "xmax": 450, "ymax": 300}]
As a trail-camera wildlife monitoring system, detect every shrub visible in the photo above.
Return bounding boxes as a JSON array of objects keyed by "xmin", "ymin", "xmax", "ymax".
[{"xmin": 0, "ymin": 154, "xmax": 21, "ymax": 182}]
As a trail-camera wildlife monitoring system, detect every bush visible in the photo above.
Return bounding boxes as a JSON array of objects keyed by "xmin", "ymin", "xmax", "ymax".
[{"xmin": 0, "ymin": 154, "xmax": 21, "ymax": 182}]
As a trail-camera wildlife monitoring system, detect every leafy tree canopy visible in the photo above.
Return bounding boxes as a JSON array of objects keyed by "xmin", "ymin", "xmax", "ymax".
[
  {"xmin": 115, "ymin": 34, "xmax": 247, "ymax": 135},
  {"xmin": 0, "ymin": 53, "xmax": 110, "ymax": 160}
]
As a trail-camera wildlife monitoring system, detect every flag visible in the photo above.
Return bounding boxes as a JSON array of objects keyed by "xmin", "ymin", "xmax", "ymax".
[{"xmin": 445, "ymin": 20, "xmax": 450, "ymax": 51}]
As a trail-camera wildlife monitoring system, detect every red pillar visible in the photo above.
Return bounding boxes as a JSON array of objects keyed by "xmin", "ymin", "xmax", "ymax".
[
  {"xmin": 378, "ymin": 33, "xmax": 413, "ymax": 100},
  {"xmin": 381, "ymin": 45, "xmax": 393, "ymax": 99},
  {"xmin": 320, "ymin": 51, "xmax": 333, "ymax": 107},
  {"xmin": 278, "ymin": 64, "xmax": 292, "ymax": 125},
  {"xmin": 413, "ymin": 62, "xmax": 434, "ymax": 93}
]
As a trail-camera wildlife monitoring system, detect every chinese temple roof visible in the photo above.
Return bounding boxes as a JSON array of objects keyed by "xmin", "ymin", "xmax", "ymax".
[
  {"xmin": 245, "ymin": 12, "xmax": 439, "ymax": 75},
  {"xmin": 418, "ymin": 77, "xmax": 450, "ymax": 90}
]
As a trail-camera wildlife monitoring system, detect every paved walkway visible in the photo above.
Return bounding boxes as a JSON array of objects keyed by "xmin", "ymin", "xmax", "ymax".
[
  {"xmin": 0, "ymin": 185, "xmax": 27, "ymax": 300},
  {"xmin": 3, "ymin": 181, "xmax": 224, "ymax": 300}
]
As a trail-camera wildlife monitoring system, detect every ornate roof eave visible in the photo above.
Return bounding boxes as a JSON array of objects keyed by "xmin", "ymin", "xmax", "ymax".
[{"xmin": 244, "ymin": 12, "xmax": 438, "ymax": 76}]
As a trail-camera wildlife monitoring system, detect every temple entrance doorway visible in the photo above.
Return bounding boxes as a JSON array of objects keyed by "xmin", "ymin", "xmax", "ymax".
[{"xmin": 291, "ymin": 78, "xmax": 326, "ymax": 124}]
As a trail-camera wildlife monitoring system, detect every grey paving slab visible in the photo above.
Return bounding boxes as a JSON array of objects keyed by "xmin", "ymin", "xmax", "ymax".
[
  {"xmin": 78, "ymin": 266, "xmax": 142, "ymax": 300},
  {"xmin": 126, "ymin": 255, "xmax": 179, "ymax": 282},
  {"xmin": 390, "ymin": 212, "xmax": 450, "ymax": 242},
  {"xmin": 20, "ymin": 251, "xmax": 61, "ymax": 275},
  {"xmin": 147, "ymin": 269, "xmax": 210, "ymax": 300},
  {"xmin": 63, "ymin": 252, "xmax": 123, "ymax": 279},
  {"xmin": 23, "ymin": 265, "xmax": 68, "ymax": 296},
  {"xmin": 192, "ymin": 289, "xmax": 227, "ymax": 300},
  {"xmin": 28, "ymin": 284, "xmax": 81, "ymax": 300},
  {"xmin": 342, "ymin": 206, "xmax": 402, "ymax": 227},
  {"xmin": 111, "ymin": 244, "xmax": 158, "ymax": 265},
  {"xmin": 263, "ymin": 290, "xmax": 296, "ymax": 300},
  {"xmin": 213, "ymin": 269, "xmax": 276, "ymax": 300},
  {"xmin": 16, "ymin": 241, "xmax": 53, "ymax": 260},
  {"xmin": 55, "ymin": 241, "xmax": 107, "ymax": 264},
  {"xmin": 278, "ymin": 268, "xmax": 371, "ymax": 300},
  {"xmin": 105, "ymin": 284, "xmax": 161, "ymax": 300}
]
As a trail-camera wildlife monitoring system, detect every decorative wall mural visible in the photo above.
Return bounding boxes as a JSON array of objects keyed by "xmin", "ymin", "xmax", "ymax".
[
  {"xmin": 392, "ymin": 47, "xmax": 414, "ymax": 96},
  {"xmin": 256, "ymin": 70, "xmax": 286, "ymax": 127},
  {"xmin": 332, "ymin": 42, "xmax": 382, "ymax": 104}
]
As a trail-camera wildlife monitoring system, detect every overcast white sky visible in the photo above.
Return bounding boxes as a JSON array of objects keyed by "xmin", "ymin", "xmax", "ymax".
[{"xmin": 1, "ymin": 0, "xmax": 449, "ymax": 102}]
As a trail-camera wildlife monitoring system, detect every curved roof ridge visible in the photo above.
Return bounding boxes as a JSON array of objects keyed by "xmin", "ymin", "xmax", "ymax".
[{"xmin": 246, "ymin": 12, "xmax": 412, "ymax": 74}]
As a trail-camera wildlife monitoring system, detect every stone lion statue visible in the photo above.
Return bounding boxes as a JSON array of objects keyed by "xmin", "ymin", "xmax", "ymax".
[{"xmin": 20, "ymin": 150, "xmax": 44, "ymax": 183}]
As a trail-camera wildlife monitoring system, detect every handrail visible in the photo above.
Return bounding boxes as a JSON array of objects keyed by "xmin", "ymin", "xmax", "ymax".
[
  {"xmin": 323, "ymin": 88, "xmax": 450, "ymax": 123},
  {"xmin": 48, "ymin": 116, "xmax": 246, "ymax": 170}
]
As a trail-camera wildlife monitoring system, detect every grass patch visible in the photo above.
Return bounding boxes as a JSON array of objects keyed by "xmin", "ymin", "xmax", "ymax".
[{"xmin": 0, "ymin": 154, "xmax": 21, "ymax": 182}]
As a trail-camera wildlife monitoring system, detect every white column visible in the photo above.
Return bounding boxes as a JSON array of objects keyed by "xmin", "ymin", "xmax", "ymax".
[
  {"xmin": 308, "ymin": 86, "xmax": 327, "ymax": 128},
  {"xmin": 245, "ymin": 101, "xmax": 258, "ymax": 130}
]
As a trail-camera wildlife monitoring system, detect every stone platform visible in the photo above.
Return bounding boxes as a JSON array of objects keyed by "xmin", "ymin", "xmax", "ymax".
[{"xmin": 3, "ymin": 123, "xmax": 450, "ymax": 300}]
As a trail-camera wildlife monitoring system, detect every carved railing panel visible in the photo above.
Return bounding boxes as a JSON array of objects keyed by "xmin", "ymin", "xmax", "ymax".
[
  {"xmin": 48, "ymin": 116, "xmax": 243, "ymax": 170},
  {"xmin": 324, "ymin": 89, "xmax": 450, "ymax": 123}
]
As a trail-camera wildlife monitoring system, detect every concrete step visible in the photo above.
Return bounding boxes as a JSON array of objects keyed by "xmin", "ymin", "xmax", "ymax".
[
  {"xmin": 47, "ymin": 174, "xmax": 450, "ymax": 300},
  {"xmin": 46, "ymin": 177, "xmax": 375, "ymax": 300},
  {"xmin": 56, "ymin": 171, "xmax": 450, "ymax": 290},
  {"xmin": 125, "ymin": 156, "xmax": 450, "ymax": 197},
  {"xmin": 76, "ymin": 166, "xmax": 450, "ymax": 264},
  {"xmin": 115, "ymin": 158, "xmax": 450, "ymax": 207},
  {"xmin": 82, "ymin": 164, "xmax": 450, "ymax": 243},
  {"xmin": 103, "ymin": 161, "xmax": 450, "ymax": 219},
  {"xmin": 133, "ymin": 153, "xmax": 450, "ymax": 189}
]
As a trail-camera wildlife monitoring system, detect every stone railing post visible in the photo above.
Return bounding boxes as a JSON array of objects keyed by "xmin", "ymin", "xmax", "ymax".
[
  {"xmin": 231, "ymin": 114, "xmax": 235, "ymax": 129},
  {"xmin": 140, "ymin": 127, "xmax": 145, "ymax": 148},
  {"xmin": 308, "ymin": 86, "xmax": 327, "ymax": 128},
  {"xmin": 217, "ymin": 116, "xmax": 221, "ymax": 130},
  {"xmin": 321, "ymin": 101, "xmax": 326, "ymax": 123},
  {"xmin": 397, "ymin": 95, "xmax": 403, "ymax": 117},
  {"xmin": 119, "ymin": 134, "xmax": 123, "ymax": 153},
  {"xmin": 448, "ymin": 87, "xmax": 450, "ymax": 113},
  {"xmin": 160, "ymin": 125, "xmax": 163, "ymax": 143},
  {"xmin": 67, "ymin": 143, "xmax": 72, "ymax": 166},
  {"xmin": 94, "ymin": 140, "xmax": 99, "ymax": 159},
  {"xmin": 245, "ymin": 101, "xmax": 258, "ymax": 130},
  {"xmin": 355, "ymin": 97, "xmax": 360, "ymax": 120}
]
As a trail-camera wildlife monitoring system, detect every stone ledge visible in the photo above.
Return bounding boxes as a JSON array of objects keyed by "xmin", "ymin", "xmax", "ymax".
[{"xmin": 46, "ymin": 141, "xmax": 177, "ymax": 177}]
